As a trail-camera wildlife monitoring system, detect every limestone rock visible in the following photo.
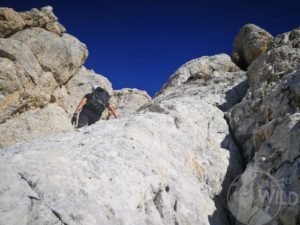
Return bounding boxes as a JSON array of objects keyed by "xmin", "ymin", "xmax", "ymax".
[
  {"xmin": 0, "ymin": 37, "xmax": 56, "ymax": 123},
  {"xmin": 0, "ymin": 103, "xmax": 73, "ymax": 148},
  {"xmin": 0, "ymin": 6, "xmax": 65, "ymax": 38},
  {"xmin": 0, "ymin": 31, "xmax": 148, "ymax": 146},
  {"xmin": 0, "ymin": 54, "xmax": 246, "ymax": 225},
  {"xmin": 156, "ymin": 54, "xmax": 240, "ymax": 98},
  {"xmin": 20, "ymin": 6, "xmax": 66, "ymax": 36},
  {"xmin": 0, "ymin": 8, "xmax": 25, "ymax": 38},
  {"xmin": 4, "ymin": 6, "xmax": 299, "ymax": 224},
  {"xmin": 10, "ymin": 27, "xmax": 88, "ymax": 84},
  {"xmin": 232, "ymin": 24, "xmax": 273, "ymax": 68},
  {"xmin": 272, "ymin": 27, "xmax": 300, "ymax": 49},
  {"xmin": 110, "ymin": 88, "xmax": 151, "ymax": 118},
  {"xmin": 0, "ymin": 24, "xmax": 87, "ymax": 123},
  {"xmin": 228, "ymin": 27, "xmax": 300, "ymax": 225},
  {"xmin": 230, "ymin": 43, "xmax": 300, "ymax": 162}
]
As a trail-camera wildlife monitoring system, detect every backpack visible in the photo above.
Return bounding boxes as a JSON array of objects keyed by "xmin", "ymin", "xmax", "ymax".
[{"xmin": 86, "ymin": 87, "xmax": 110, "ymax": 113}]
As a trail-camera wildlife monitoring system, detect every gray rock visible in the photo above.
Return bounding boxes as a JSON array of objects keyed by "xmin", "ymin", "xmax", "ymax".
[
  {"xmin": 230, "ymin": 44, "xmax": 300, "ymax": 162},
  {"xmin": 4, "ymin": 7, "xmax": 299, "ymax": 224},
  {"xmin": 156, "ymin": 54, "xmax": 240, "ymax": 98},
  {"xmin": 0, "ymin": 103, "xmax": 73, "ymax": 148},
  {"xmin": 0, "ymin": 54, "xmax": 245, "ymax": 225},
  {"xmin": 111, "ymin": 88, "xmax": 151, "ymax": 118},
  {"xmin": 272, "ymin": 27, "xmax": 300, "ymax": 49},
  {"xmin": 232, "ymin": 24, "xmax": 273, "ymax": 68},
  {"xmin": 228, "ymin": 27, "xmax": 300, "ymax": 225}
]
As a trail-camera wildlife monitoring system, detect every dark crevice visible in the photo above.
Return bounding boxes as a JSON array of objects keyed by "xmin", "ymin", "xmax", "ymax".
[
  {"xmin": 153, "ymin": 189, "xmax": 164, "ymax": 219},
  {"xmin": 165, "ymin": 185, "xmax": 170, "ymax": 193},
  {"xmin": 27, "ymin": 73, "xmax": 37, "ymax": 85},
  {"xmin": 173, "ymin": 117, "xmax": 180, "ymax": 129},
  {"xmin": 19, "ymin": 172, "xmax": 36, "ymax": 189},
  {"xmin": 51, "ymin": 209, "xmax": 68, "ymax": 225},
  {"xmin": 148, "ymin": 104, "xmax": 169, "ymax": 115},
  {"xmin": 208, "ymin": 80, "xmax": 249, "ymax": 224},
  {"xmin": 173, "ymin": 200, "xmax": 177, "ymax": 212},
  {"xmin": 218, "ymin": 80, "xmax": 249, "ymax": 112},
  {"xmin": 224, "ymin": 114, "xmax": 248, "ymax": 170},
  {"xmin": 231, "ymin": 54, "xmax": 249, "ymax": 71},
  {"xmin": 0, "ymin": 49, "xmax": 17, "ymax": 61}
]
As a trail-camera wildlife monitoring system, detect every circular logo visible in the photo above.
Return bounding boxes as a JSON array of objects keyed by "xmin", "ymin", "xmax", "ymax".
[{"xmin": 227, "ymin": 169, "xmax": 282, "ymax": 225}]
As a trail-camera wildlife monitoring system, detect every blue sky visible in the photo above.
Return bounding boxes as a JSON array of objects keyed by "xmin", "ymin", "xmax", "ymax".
[{"xmin": 2, "ymin": 0, "xmax": 300, "ymax": 96}]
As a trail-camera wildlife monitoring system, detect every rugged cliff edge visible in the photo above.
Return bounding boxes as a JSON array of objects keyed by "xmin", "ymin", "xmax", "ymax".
[{"xmin": 0, "ymin": 6, "xmax": 299, "ymax": 225}]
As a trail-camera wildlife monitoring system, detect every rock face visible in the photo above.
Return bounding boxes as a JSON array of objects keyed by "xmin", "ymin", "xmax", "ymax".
[
  {"xmin": 0, "ymin": 7, "xmax": 150, "ymax": 148},
  {"xmin": 0, "ymin": 53, "xmax": 246, "ymax": 225},
  {"xmin": 0, "ymin": 26, "xmax": 88, "ymax": 124},
  {"xmin": 232, "ymin": 24, "xmax": 273, "ymax": 69},
  {"xmin": 1, "ymin": 5, "xmax": 300, "ymax": 225},
  {"xmin": 228, "ymin": 26, "xmax": 300, "ymax": 224}
]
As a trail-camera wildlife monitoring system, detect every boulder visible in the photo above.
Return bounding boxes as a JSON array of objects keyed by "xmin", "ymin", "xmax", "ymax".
[
  {"xmin": 10, "ymin": 27, "xmax": 88, "ymax": 84},
  {"xmin": 232, "ymin": 24, "xmax": 273, "ymax": 69},
  {"xmin": 111, "ymin": 88, "xmax": 151, "ymax": 118}
]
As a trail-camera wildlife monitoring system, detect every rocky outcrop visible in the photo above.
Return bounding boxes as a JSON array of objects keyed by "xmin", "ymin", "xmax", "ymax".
[
  {"xmin": 0, "ymin": 6, "xmax": 65, "ymax": 38},
  {"xmin": 156, "ymin": 54, "xmax": 241, "ymax": 98},
  {"xmin": 272, "ymin": 27, "xmax": 300, "ymax": 49},
  {"xmin": 228, "ymin": 25, "xmax": 300, "ymax": 224},
  {"xmin": 0, "ymin": 7, "xmax": 150, "ymax": 148},
  {"xmin": 0, "ymin": 53, "xmax": 246, "ymax": 225},
  {"xmin": 232, "ymin": 24, "xmax": 273, "ymax": 69},
  {"xmin": 0, "ymin": 27, "xmax": 87, "ymax": 124},
  {"xmin": 10, "ymin": 27, "xmax": 88, "ymax": 84}
]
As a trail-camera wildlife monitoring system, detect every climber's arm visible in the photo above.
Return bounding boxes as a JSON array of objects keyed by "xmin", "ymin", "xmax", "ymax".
[
  {"xmin": 74, "ymin": 98, "xmax": 87, "ymax": 115},
  {"xmin": 71, "ymin": 97, "xmax": 87, "ymax": 126},
  {"xmin": 107, "ymin": 104, "xmax": 118, "ymax": 119}
]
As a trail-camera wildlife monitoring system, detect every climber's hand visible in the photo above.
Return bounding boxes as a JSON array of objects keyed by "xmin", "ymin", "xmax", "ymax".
[{"xmin": 71, "ymin": 113, "xmax": 77, "ymax": 125}]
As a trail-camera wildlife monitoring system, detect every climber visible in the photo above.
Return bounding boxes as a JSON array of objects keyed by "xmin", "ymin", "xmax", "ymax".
[{"xmin": 71, "ymin": 87, "xmax": 118, "ymax": 128}]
